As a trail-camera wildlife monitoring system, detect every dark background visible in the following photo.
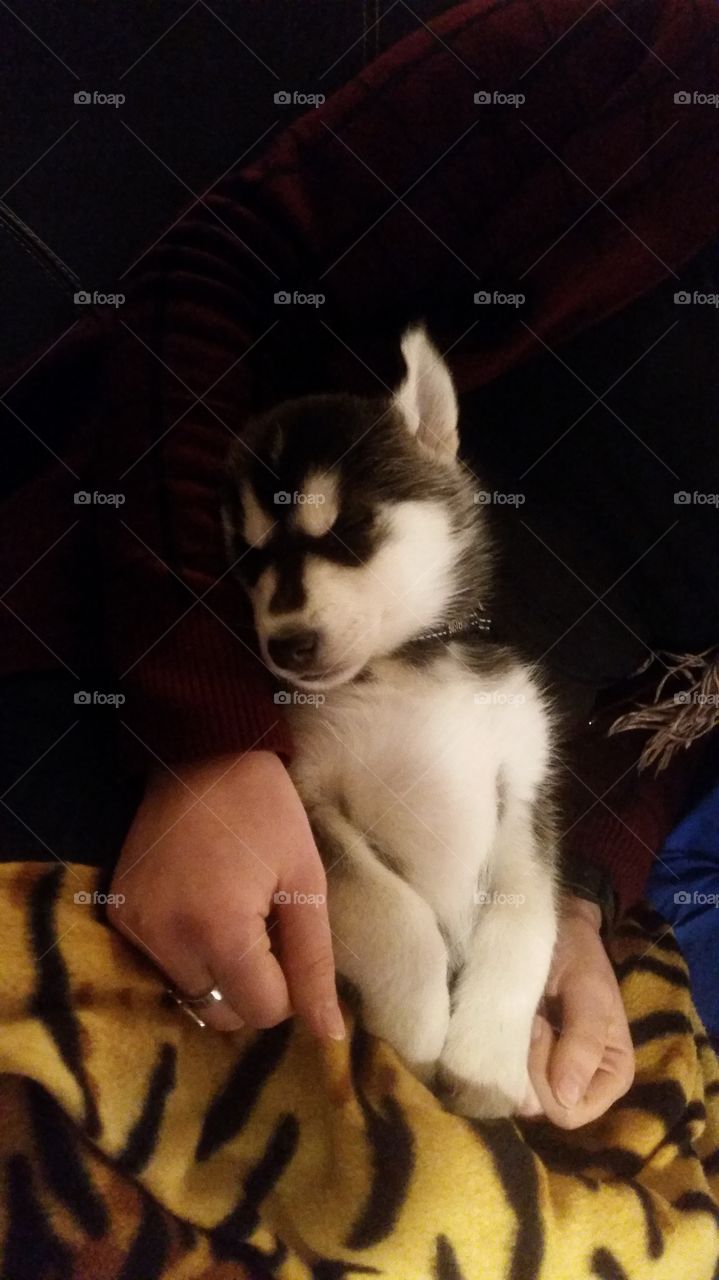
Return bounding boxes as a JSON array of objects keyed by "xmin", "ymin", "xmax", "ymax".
[
  {"xmin": 0, "ymin": 0, "xmax": 453, "ymax": 367},
  {"xmin": 3, "ymin": 3, "xmax": 719, "ymax": 682}
]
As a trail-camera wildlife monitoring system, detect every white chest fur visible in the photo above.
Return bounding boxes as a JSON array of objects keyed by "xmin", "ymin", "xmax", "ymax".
[
  {"xmin": 285, "ymin": 643, "xmax": 557, "ymax": 1117},
  {"xmin": 287, "ymin": 647, "xmax": 550, "ymax": 949}
]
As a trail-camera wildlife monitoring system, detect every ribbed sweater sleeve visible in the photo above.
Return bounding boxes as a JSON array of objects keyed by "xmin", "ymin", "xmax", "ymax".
[{"xmin": 88, "ymin": 0, "xmax": 719, "ymax": 770}]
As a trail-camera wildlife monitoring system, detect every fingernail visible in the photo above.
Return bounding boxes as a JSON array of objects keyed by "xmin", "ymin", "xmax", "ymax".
[
  {"xmin": 556, "ymin": 1074, "xmax": 582, "ymax": 1108},
  {"xmin": 316, "ymin": 1003, "xmax": 345, "ymax": 1041},
  {"xmin": 531, "ymin": 1016, "xmax": 543, "ymax": 1043}
]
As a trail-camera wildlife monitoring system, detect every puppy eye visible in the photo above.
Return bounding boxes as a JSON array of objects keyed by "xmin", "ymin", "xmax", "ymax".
[
  {"xmin": 335, "ymin": 509, "xmax": 374, "ymax": 540},
  {"xmin": 321, "ymin": 508, "xmax": 376, "ymax": 565},
  {"xmin": 234, "ymin": 543, "xmax": 268, "ymax": 585}
]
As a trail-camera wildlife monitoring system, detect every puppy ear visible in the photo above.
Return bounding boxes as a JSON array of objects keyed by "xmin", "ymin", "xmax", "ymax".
[{"xmin": 393, "ymin": 325, "xmax": 459, "ymax": 461}]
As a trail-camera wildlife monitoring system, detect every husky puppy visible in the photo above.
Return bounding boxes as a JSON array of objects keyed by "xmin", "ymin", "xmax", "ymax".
[{"xmin": 222, "ymin": 326, "xmax": 557, "ymax": 1118}]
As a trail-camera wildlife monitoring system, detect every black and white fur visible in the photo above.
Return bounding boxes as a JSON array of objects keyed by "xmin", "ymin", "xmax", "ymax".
[{"xmin": 222, "ymin": 326, "xmax": 557, "ymax": 1118}]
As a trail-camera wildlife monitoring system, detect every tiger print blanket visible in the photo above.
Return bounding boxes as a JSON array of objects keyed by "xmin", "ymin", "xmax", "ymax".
[{"xmin": 1, "ymin": 862, "xmax": 717, "ymax": 1280}]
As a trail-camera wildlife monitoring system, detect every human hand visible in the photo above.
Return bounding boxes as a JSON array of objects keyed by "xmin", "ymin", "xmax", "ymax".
[
  {"xmin": 523, "ymin": 896, "xmax": 634, "ymax": 1128},
  {"xmin": 108, "ymin": 749, "xmax": 344, "ymax": 1040}
]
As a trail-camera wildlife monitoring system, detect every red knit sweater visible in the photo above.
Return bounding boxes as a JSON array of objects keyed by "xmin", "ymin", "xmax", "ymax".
[{"xmin": 2, "ymin": 0, "xmax": 718, "ymax": 911}]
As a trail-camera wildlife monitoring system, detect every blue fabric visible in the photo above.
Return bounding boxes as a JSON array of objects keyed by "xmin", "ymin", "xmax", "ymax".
[{"xmin": 647, "ymin": 777, "xmax": 719, "ymax": 1038}]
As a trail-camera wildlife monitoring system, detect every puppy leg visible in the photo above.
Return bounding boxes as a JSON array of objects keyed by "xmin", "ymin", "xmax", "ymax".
[
  {"xmin": 311, "ymin": 805, "xmax": 450, "ymax": 1082},
  {"xmin": 438, "ymin": 793, "xmax": 557, "ymax": 1118}
]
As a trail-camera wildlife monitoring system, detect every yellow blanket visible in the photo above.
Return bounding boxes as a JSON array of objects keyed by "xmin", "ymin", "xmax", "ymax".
[{"xmin": 1, "ymin": 862, "xmax": 717, "ymax": 1279}]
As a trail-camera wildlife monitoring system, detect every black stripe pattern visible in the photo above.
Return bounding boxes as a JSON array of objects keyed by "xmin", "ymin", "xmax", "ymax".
[
  {"xmin": 118, "ymin": 1043, "xmax": 177, "ymax": 1175},
  {"xmin": 116, "ymin": 1190, "xmax": 171, "ymax": 1280},
  {"xmin": 4, "ymin": 1154, "xmax": 73, "ymax": 1280},
  {"xmin": 630, "ymin": 1011, "xmax": 694, "ymax": 1048},
  {"xmin": 344, "ymin": 1026, "xmax": 416, "ymax": 1250},
  {"xmin": 196, "ymin": 1021, "xmax": 293, "ymax": 1162},
  {"xmin": 212, "ymin": 1112, "xmax": 300, "ymax": 1250},
  {"xmin": 674, "ymin": 1190, "xmax": 719, "ymax": 1229},
  {"xmin": 472, "ymin": 1118, "xmax": 544, "ymax": 1280},
  {"xmin": 26, "ymin": 1080, "xmax": 108, "ymax": 1239},
  {"xmin": 434, "ymin": 1233, "xmax": 468, "ymax": 1280},
  {"xmin": 591, "ymin": 1247, "xmax": 630, "ymax": 1280},
  {"xmin": 616, "ymin": 1079, "xmax": 688, "ymax": 1124},
  {"xmin": 614, "ymin": 953, "xmax": 690, "ymax": 989},
  {"xmin": 630, "ymin": 1181, "xmax": 664, "ymax": 1260},
  {"xmin": 29, "ymin": 866, "xmax": 101, "ymax": 1138}
]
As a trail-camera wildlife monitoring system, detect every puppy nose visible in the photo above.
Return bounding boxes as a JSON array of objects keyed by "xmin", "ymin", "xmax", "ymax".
[{"xmin": 267, "ymin": 631, "xmax": 320, "ymax": 672}]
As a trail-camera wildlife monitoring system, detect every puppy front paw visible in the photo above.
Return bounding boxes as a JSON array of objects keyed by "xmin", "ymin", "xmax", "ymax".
[
  {"xmin": 436, "ymin": 1064, "xmax": 528, "ymax": 1119},
  {"xmin": 437, "ymin": 1022, "xmax": 531, "ymax": 1119},
  {"xmin": 362, "ymin": 985, "xmax": 451, "ymax": 1086}
]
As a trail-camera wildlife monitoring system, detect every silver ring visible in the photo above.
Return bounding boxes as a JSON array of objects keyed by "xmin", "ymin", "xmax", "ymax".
[{"xmin": 167, "ymin": 984, "xmax": 223, "ymax": 1028}]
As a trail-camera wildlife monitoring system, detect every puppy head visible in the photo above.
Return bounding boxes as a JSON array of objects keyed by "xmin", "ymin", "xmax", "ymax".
[{"xmin": 222, "ymin": 325, "xmax": 489, "ymax": 689}]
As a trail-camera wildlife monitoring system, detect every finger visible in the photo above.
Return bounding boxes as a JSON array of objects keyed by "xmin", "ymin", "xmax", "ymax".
[
  {"xmin": 517, "ymin": 1076, "xmax": 543, "ymax": 1118},
  {"xmin": 613, "ymin": 1016, "xmax": 637, "ymax": 1099},
  {"xmin": 527, "ymin": 1015, "xmax": 594, "ymax": 1128},
  {"xmin": 112, "ymin": 910, "xmax": 247, "ymax": 1032},
  {"xmin": 210, "ymin": 912, "xmax": 293, "ymax": 1030},
  {"xmin": 275, "ymin": 886, "xmax": 344, "ymax": 1041},
  {"xmin": 526, "ymin": 1014, "xmax": 559, "ymax": 1115},
  {"xmin": 528, "ymin": 1014, "xmax": 630, "ymax": 1130},
  {"xmin": 548, "ymin": 981, "xmax": 612, "ymax": 1111}
]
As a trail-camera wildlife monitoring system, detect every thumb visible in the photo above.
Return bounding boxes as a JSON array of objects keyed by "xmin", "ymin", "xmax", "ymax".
[{"xmin": 549, "ymin": 982, "xmax": 612, "ymax": 1109}]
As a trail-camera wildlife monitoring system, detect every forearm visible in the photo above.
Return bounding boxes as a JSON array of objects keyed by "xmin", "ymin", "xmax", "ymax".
[{"xmin": 89, "ymin": 208, "xmax": 299, "ymax": 768}]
